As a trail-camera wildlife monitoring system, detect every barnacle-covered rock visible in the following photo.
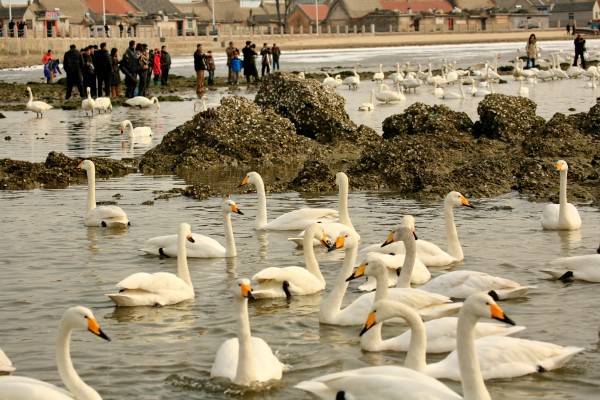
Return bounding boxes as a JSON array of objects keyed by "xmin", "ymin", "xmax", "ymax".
[
  {"xmin": 139, "ymin": 96, "xmax": 318, "ymax": 174},
  {"xmin": 473, "ymin": 94, "xmax": 544, "ymax": 143},
  {"xmin": 255, "ymin": 72, "xmax": 360, "ymax": 144}
]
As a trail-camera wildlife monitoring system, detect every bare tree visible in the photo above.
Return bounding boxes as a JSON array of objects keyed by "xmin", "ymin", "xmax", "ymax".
[{"xmin": 274, "ymin": 0, "xmax": 293, "ymax": 29}]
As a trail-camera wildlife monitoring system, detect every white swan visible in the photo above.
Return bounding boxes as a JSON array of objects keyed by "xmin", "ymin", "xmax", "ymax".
[
  {"xmin": 342, "ymin": 64, "xmax": 360, "ymax": 90},
  {"xmin": 355, "ymin": 251, "xmax": 430, "ymax": 291},
  {"xmin": 441, "ymin": 80, "xmax": 466, "ymax": 99},
  {"xmin": 321, "ymin": 229, "xmax": 460, "ymax": 326},
  {"xmin": 77, "ymin": 160, "xmax": 129, "ymax": 228},
  {"xmin": 125, "ymin": 96, "xmax": 160, "ymax": 109},
  {"xmin": 141, "ymin": 199, "xmax": 243, "ymax": 258},
  {"xmin": 252, "ymin": 223, "xmax": 329, "ymax": 298},
  {"xmin": 0, "ymin": 306, "xmax": 110, "ymax": 400},
  {"xmin": 239, "ymin": 171, "xmax": 338, "ymax": 231},
  {"xmin": 94, "ymin": 97, "xmax": 112, "ymax": 113},
  {"xmin": 210, "ymin": 278, "xmax": 284, "ymax": 385},
  {"xmin": 360, "ymin": 299, "xmax": 525, "ymax": 353},
  {"xmin": 518, "ymin": 79, "xmax": 529, "ymax": 97},
  {"xmin": 81, "ymin": 87, "xmax": 96, "ymax": 116},
  {"xmin": 542, "ymin": 244, "xmax": 600, "ymax": 282},
  {"xmin": 358, "ymin": 89, "xmax": 375, "ymax": 111},
  {"xmin": 288, "ymin": 172, "xmax": 357, "ymax": 248},
  {"xmin": 107, "ymin": 223, "xmax": 195, "ymax": 306},
  {"xmin": 364, "ymin": 192, "xmax": 473, "ymax": 267},
  {"xmin": 119, "ymin": 119, "xmax": 153, "ymax": 138},
  {"xmin": 296, "ymin": 292, "xmax": 515, "ymax": 400},
  {"xmin": 25, "ymin": 87, "xmax": 53, "ymax": 118},
  {"xmin": 375, "ymin": 83, "xmax": 405, "ymax": 103},
  {"xmin": 322, "ymin": 72, "xmax": 342, "ymax": 88},
  {"xmin": 373, "ymin": 63, "xmax": 384, "ymax": 82},
  {"xmin": 0, "ymin": 349, "xmax": 15, "ymax": 375},
  {"xmin": 541, "ymin": 160, "xmax": 582, "ymax": 230}
]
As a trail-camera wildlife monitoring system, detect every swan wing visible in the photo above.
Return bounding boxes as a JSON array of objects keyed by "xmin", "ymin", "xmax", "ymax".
[
  {"xmin": 0, "ymin": 376, "xmax": 74, "ymax": 400},
  {"xmin": 211, "ymin": 338, "xmax": 238, "ymax": 381},
  {"xmin": 116, "ymin": 272, "xmax": 189, "ymax": 293},
  {"xmin": 547, "ymin": 254, "xmax": 600, "ymax": 282},
  {"xmin": 84, "ymin": 205, "xmax": 129, "ymax": 227},
  {"xmin": 30, "ymin": 101, "xmax": 53, "ymax": 111},
  {"xmin": 252, "ymin": 266, "xmax": 325, "ymax": 297},
  {"xmin": 420, "ymin": 270, "xmax": 529, "ymax": 299},
  {"xmin": 264, "ymin": 208, "xmax": 338, "ymax": 231},
  {"xmin": 542, "ymin": 202, "xmax": 581, "ymax": 230},
  {"xmin": 211, "ymin": 338, "xmax": 283, "ymax": 383},
  {"xmin": 360, "ymin": 240, "xmax": 455, "ymax": 268},
  {"xmin": 427, "ymin": 336, "xmax": 584, "ymax": 381}
]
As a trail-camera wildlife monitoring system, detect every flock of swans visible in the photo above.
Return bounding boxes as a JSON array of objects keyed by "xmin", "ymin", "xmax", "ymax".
[{"xmin": 2, "ymin": 156, "xmax": 598, "ymax": 399}]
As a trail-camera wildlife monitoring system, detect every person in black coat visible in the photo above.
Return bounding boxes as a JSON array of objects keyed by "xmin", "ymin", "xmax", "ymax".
[
  {"xmin": 573, "ymin": 33, "xmax": 587, "ymax": 68},
  {"xmin": 120, "ymin": 40, "xmax": 139, "ymax": 98},
  {"xmin": 242, "ymin": 41, "xmax": 259, "ymax": 83},
  {"xmin": 94, "ymin": 42, "xmax": 112, "ymax": 97},
  {"xmin": 63, "ymin": 44, "xmax": 85, "ymax": 99},
  {"xmin": 160, "ymin": 45, "xmax": 171, "ymax": 88},
  {"xmin": 82, "ymin": 46, "xmax": 96, "ymax": 97}
]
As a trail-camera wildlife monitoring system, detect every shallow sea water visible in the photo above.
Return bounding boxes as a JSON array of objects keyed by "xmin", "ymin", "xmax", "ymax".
[{"xmin": 1, "ymin": 42, "xmax": 600, "ymax": 399}]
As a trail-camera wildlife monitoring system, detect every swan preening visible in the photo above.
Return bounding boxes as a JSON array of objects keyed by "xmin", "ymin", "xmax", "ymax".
[
  {"xmin": 25, "ymin": 87, "xmax": 53, "ymax": 118},
  {"xmin": 107, "ymin": 223, "xmax": 195, "ymax": 306},
  {"xmin": 119, "ymin": 119, "xmax": 153, "ymax": 138},
  {"xmin": 239, "ymin": 171, "xmax": 338, "ymax": 230},
  {"xmin": 142, "ymin": 200, "xmax": 243, "ymax": 258},
  {"xmin": 81, "ymin": 87, "xmax": 96, "ymax": 116},
  {"xmin": 541, "ymin": 160, "xmax": 582, "ymax": 230},
  {"xmin": 296, "ymin": 292, "xmax": 515, "ymax": 400},
  {"xmin": 77, "ymin": 160, "xmax": 130, "ymax": 227},
  {"xmin": 211, "ymin": 278, "xmax": 284, "ymax": 385},
  {"xmin": 125, "ymin": 96, "xmax": 160, "ymax": 109},
  {"xmin": 0, "ymin": 306, "xmax": 110, "ymax": 400}
]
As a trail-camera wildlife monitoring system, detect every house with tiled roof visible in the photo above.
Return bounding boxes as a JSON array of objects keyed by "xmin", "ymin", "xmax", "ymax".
[
  {"xmin": 287, "ymin": 3, "xmax": 330, "ymax": 31},
  {"xmin": 550, "ymin": 1, "xmax": 600, "ymax": 29},
  {"xmin": 0, "ymin": 4, "xmax": 28, "ymax": 36},
  {"xmin": 174, "ymin": 0, "xmax": 250, "ymax": 35}
]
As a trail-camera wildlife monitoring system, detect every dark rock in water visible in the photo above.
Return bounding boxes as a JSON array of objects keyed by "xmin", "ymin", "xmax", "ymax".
[
  {"xmin": 288, "ymin": 158, "xmax": 337, "ymax": 193},
  {"xmin": 0, "ymin": 112, "xmax": 5, "ymax": 118},
  {"xmin": 139, "ymin": 96, "xmax": 317, "ymax": 175},
  {"xmin": 255, "ymin": 72, "xmax": 359, "ymax": 144},
  {"xmin": 576, "ymin": 104, "xmax": 600, "ymax": 138},
  {"xmin": 382, "ymin": 102, "xmax": 473, "ymax": 139},
  {"xmin": 473, "ymin": 94, "xmax": 545, "ymax": 143}
]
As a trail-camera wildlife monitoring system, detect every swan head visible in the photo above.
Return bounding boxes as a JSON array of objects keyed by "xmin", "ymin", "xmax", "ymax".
[
  {"xmin": 238, "ymin": 171, "xmax": 260, "ymax": 188},
  {"xmin": 235, "ymin": 278, "xmax": 255, "ymax": 300},
  {"xmin": 179, "ymin": 222, "xmax": 195, "ymax": 243},
  {"xmin": 26, "ymin": 87, "xmax": 32, "ymax": 94},
  {"xmin": 86, "ymin": 87, "xmax": 91, "ymax": 95},
  {"xmin": 360, "ymin": 299, "xmax": 410, "ymax": 336},
  {"xmin": 119, "ymin": 120, "xmax": 131, "ymax": 134},
  {"xmin": 381, "ymin": 224, "xmax": 417, "ymax": 247},
  {"xmin": 346, "ymin": 252, "xmax": 387, "ymax": 282},
  {"xmin": 327, "ymin": 229, "xmax": 360, "ymax": 252},
  {"xmin": 556, "ymin": 160, "xmax": 568, "ymax": 172},
  {"xmin": 62, "ymin": 306, "xmax": 111, "ymax": 341},
  {"xmin": 223, "ymin": 199, "xmax": 244, "ymax": 215},
  {"xmin": 305, "ymin": 223, "xmax": 330, "ymax": 247},
  {"xmin": 77, "ymin": 159, "xmax": 94, "ymax": 172},
  {"xmin": 461, "ymin": 292, "xmax": 515, "ymax": 325},
  {"xmin": 335, "ymin": 172, "xmax": 348, "ymax": 188},
  {"xmin": 445, "ymin": 191, "xmax": 474, "ymax": 208}
]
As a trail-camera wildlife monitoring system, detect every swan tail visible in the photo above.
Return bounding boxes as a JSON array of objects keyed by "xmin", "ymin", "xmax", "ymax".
[
  {"xmin": 540, "ymin": 269, "xmax": 567, "ymax": 279},
  {"xmin": 106, "ymin": 290, "xmax": 162, "ymax": 307},
  {"xmin": 494, "ymin": 286, "xmax": 537, "ymax": 300},
  {"xmin": 538, "ymin": 346, "xmax": 584, "ymax": 372}
]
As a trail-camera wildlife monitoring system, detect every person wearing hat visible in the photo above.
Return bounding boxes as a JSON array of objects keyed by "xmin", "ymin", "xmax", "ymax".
[
  {"xmin": 151, "ymin": 48, "xmax": 162, "ymax": 92},
  {"xmin": 194, "ymin": 44, "xmax": 207, "ymax": 93}
]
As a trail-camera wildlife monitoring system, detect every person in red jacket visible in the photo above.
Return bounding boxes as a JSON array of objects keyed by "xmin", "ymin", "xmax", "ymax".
[{"xmin": 152, "ymin": 48, "xmax": 162, "ymax": 92}]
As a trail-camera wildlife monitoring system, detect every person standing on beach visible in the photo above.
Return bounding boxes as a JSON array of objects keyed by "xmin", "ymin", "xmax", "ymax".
[
  {"xmin": 260, "ymin": 43, "xmax": 271, "ymax": 77},
  {"xmin": 242, "ymin": 42, "xmax": 259, "ymax": 83},
  {"xmin": 42, "ymin": 49, "xmax": 53, "ymax": 66},
  {"xmin": 160, "ymin": 45, "xmax": 171, "ymax": 89},
  {"xmin": 82, "ymin": 46, "xmax": 97, "ymax": 97},
  {"xmin": 525, "ymin": 34, "xmax": 537, "ymax": 69},
  {"xmin": 566, "ymin": 23, "xmax": 570, "ymax": 35},
  {"xmin": 110, "ymin": 48, "xmax": 121, "ymax": 98},
  {"xmin": 194, "ymin": 44, "xmax": 207, "ymax": 93},
  {"xmin": 63, "ymin": 44, "xmax": 84, "ymax": 99},
  {"xmin": 230, "ymin": 51, "xmax": 242, "ymax": 85},
  {"xmin": 137, "ymin": 44, "xmax": 150, "ymax": 96},
  {"xmin": 272, "ymin": 43, "xmax": 281, "ymax": 70},
  {"xmin": 225, "ymin": 41, "xmax": 238, "ymax": 84},
  {"xmin": 206, "ymin": 50, "xmax": 216, "ymax": 86},
  {"xmin": 121, "ymin": 40, "xmax": 139, "ymax": 98},
  {"xmin": 95, "ymin": 42, "xmax": 112, "ymax": 97},
  {"xmin": 119, "ymin": 22, "xmax": 124, "ymax": 38},
  {"xmin": 152, "ymin": 48, "xmax": 162, "ymax": 92},
  {"xmin": 573, "ymin": 33, "xmax": 586, "ymax": 68}
]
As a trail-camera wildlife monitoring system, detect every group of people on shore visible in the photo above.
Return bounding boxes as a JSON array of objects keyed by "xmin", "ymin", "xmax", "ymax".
[
  {"xmin": 194, "ymin": 40, "xmax": 281, "ymax": 92},
  {"xmin": 57, "ymin": 40, "xmax": 172, "ymax": 100},
  {"xmin": 0, "ymin": 20, "xmax": 27, "ymax": 38},
  {"xmin": 525, "ymin": 32, "xmax": 587, "ymax": 70}
]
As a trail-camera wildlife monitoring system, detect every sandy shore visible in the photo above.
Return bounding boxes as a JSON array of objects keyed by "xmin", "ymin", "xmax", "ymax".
[{"xmin": 0, "ymin": 29, "xmax": 574, "ymax": 70}]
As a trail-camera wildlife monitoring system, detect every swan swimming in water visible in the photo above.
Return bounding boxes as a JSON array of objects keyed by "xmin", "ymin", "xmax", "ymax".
[
  {"xmin": 119, "ymin": 119, "xmax": 153, "ymax": 138},
  {"xmin": 77, "ymin": 159, "xmax": 130, "ymax": 227},
  {"xmin": 211, "ymin": 278, "xmax": 284, "ymax": 385},
  {"xmin": 541, "ymin": 160, "xmax": 581, "ymax": 230},
  {"xmin": 239, "ymin": 171, "xmax": 338, "ymax": 231},
  {"xmin": 542, "ymin": 243, "xmax": 600, "ymax": 282},
  {"xmin": 125, "ymin": 96, "xmax": 160, "ymax": 109},
  {"xmin": 25, "ymin": 87, "xmax": 53, "ymax": 118},
  {"xmin": 0, "ymin": 306, "xmax": 110, "ymax": 400}
]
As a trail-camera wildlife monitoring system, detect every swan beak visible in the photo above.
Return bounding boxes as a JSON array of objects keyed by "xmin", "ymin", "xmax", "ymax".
[
  {"xmin": 328, "ymin": 235, "xmax": 346, "ymax": 252},
  {"xmin": 87, "ymin": 317, "xmax": 111, "ymax": 341},
  {"xmin": 187, "ymin": 234, "xmax": 195, "ymax": 243},
  {"xmin": 76, "ymin": 161, "xmax": 84, "ymax": 169},
  {"xmin": 231, "ymin": 204, "xmax": 244, "ymax": 215},
  {"xmin": 460, "ymin": 195, "xmax": 474, "ymax": 208},
  {"xmin": 241, "ymin": 282, "xmax": 254, "ymax": 299},
  {"xmin": 412, "ymin": 230, "xmax": 418, "ymax": 240},
  {"xmin": 490, "ymin": 303, "xmax": 516, "ymax": 326},
  {"xmin": 237, "ymin": 175, "xmax": 249, "ymax": 188},
  {"xmin": 381, "ymin": 231, "xmax": 395, "ymax": 247},
  {"xmin": 320, "ymin": 232, "xmax": 331, "ymax": 248},
  {"xmin": 555, "ymin": 162, "xmax": 562, "ymax": 171},
  {"xmin": 346, "ymin": 263, "xmax": 366, "ymax": 281},
  {"xmin": 119, "ymin": 127, "xmax": 124, "ymax": 134},
  {"xmin": 359, "ymin": 311, "xmax": 377, "ymax": 336}
]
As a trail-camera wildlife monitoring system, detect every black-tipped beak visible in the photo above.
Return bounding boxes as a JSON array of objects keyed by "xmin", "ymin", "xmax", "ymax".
[
  {"xmin": 413, "ymin": 231, "xmax": 418, "ymax": 240},
  {"xmin": 359, "ymin": 325, "xmax": 369, "ymax": 336},
  {"xmin": 98, "ymin": 328, "xmax": 111, "ymax": 341},
  {"xmin": 493, "ymin": 313, "xmax": 516, "ymax": 326},
  {"xmin": 247, "ymin": 291, "xmax": 255, "ymax": 300}
]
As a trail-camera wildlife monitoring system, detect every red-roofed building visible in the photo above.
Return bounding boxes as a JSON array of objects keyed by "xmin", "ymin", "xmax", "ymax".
[
  {"xmin": 287, "ymin": 3, "xmax": 330, "ymax": 31},
  {"xmin": 84, "ymin": 0, "xmax": 138, "ymax": 16},
  {"xmin": 380, "ymin": 0, "xmax": 454, "ymax": 14}
]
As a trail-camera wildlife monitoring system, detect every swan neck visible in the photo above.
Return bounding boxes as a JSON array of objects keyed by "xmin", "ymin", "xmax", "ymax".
[
  {"xmin": 338, "ymin": 179, "xmax": 352, "ymax": 227},
  {"xmin": 559, "ymin": 169, "xmax": 568, "ymax": 221},
  {"xmin": 396, "ymin": 237, "xmax": 417, "ymax": 288},
  {"xmin": 303, "ymin": 232, "xmax": 324, "ymax": 283},
  {"xmin": 253, "ymin": 176, "xmax": 268, "ymax": 230},
  {"xmin": 374, "ymin": 268, "xmax": 389, "ymax": 302},
  {"xmin": 401, "ymin": 306, "xmax": 428, "ymax": 373},
  {"xmin": 457, "ymin": 309, "xmax": 491, "ymax": 400},
  {"xmin": 234, "ymin": 297, "xmax": 257, "ymax": 384},
  {"xmin": 444, "ymin": 202, "xmax": 463, "ymax": 260},
  {"xmin": 177, "ymin": 231, "xmax": 193, "ymax": 289},
  {"xmin": 56, "ymin": 324, "xmax": 97, "ymax": 399},
  {"xmin": 85, "ymin": 167, "xmax": 96, "ymax": 214},
  {"xmin": 223, "ymin": 212, "xmax": 236, "ymax": 257},
  {"xmin": 320, "ymin": 245, "xmax": 357, "ymax": 321},
  {"xmin": 27, "ymin": 90, "xmax": 33, "ymax": 105}
]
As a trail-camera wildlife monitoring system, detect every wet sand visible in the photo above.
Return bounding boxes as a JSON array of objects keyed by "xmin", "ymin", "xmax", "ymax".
[{"xmin": 0, "ymin": 30, "xmax": 573, "ymax": 70}]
